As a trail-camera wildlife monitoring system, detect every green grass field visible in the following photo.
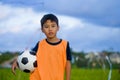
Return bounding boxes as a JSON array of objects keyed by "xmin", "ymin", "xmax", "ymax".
[{"xmin": 0, "ymin": 68, "xmax": 119, "ymax": 80}]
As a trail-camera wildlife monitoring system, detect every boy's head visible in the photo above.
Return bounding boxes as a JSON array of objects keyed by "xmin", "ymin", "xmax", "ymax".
[
  {"xmin": 41, "ymin": 14, "xmax": 58, "ymax": 27},
  {"xmin": 40, "ymin": 14, "xmax": 59, "ymax": 28}
]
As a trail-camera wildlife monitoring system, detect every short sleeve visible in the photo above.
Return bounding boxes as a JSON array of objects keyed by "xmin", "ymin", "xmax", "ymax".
[
  {"xmin": 66, "ymin": 42, "xmax": 72, "ymax": 61},
  {"xmin": 32, "ymin": 42, "xmax": 39, "ymax": 52}
]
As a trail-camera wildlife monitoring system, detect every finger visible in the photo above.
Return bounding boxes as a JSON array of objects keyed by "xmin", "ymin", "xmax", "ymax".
[
  {"xmin": 12, "ymin": 70, "xmax": 16, "ymax": 75},
  {"xmin": 11, "ymin": 58, "xmax": 18, "ymax": 75},
  {"xmin": 12, "ymin": 68, "xmax": 16, "ymax": 75},
  {"xmin": 11, "ymin": 65, "xmax": 16, "ymax": 75}
]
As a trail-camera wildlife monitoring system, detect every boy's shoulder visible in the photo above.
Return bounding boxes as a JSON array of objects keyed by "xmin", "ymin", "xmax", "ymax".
[
  {"xmin": 38, "ymin": 39, "xmax": 69, "ymax": 45},
  {"xmin": 62, "ymin": 39, "xmax": 69, "ymax": 44}
]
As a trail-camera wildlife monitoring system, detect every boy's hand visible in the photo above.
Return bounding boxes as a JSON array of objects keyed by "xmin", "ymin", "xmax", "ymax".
[{"xmin": 11, "ymin": 59, "xmax": 17, "ymax": 75}]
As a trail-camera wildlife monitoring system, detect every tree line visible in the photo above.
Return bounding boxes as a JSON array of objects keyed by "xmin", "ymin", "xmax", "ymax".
[{"xmin": 0, "ymin": 50, "xmax": 120, "ymax": 69}]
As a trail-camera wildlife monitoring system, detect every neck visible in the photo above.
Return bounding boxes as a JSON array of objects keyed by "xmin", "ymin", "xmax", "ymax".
[{"xmin": 46, "ymin": 37, "xmax": 60, "ymax": 43}]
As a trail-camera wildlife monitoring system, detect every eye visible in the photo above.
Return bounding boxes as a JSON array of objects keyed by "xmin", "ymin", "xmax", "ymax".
[
  {"xmin": 52, "ymin": 24, "xmax": 57, "ymax": 28},
  {"xmin": 52, "ymin": 25, "xmax": 55, "ymax": 27},
  {"xmin": 44, "ymin": 25, "xmax": 48, "ymax": 28}
]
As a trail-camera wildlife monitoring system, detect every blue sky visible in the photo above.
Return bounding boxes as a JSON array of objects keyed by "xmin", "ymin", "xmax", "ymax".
[{"xmin": 0, "ymin": 0, "xmax": 120, "ymax": 52}]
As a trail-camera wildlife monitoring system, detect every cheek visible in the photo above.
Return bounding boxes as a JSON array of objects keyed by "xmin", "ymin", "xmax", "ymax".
[{"xmin": 42, "ymin": 29, "xmax": 48, "ymax": 35}]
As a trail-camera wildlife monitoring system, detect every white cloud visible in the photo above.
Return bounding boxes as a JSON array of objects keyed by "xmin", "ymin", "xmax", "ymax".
[
  {"xmin": 0, "ymin": 3, "xmax": 85, "ymax": 35},
  {"xmin": 59, "ymin": 15, "xmax": 84, "ymax": 30},
  {"xmin": 0, "ymin": 3, "xmax": 45, "ymax": 34},
  {"xmin": 0, "ymin": 3, "xmax": 120, "ymax": 52}
]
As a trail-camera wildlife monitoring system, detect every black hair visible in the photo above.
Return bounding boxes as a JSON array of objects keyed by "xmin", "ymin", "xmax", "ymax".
[{"xmin": 40, "ymin": 14, "xmax": 59, "ymax": 28}]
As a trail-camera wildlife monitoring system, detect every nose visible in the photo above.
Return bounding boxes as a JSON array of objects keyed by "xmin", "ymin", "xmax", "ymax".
[{"xmin": 49, "ymin": 26, "xmax": 52, "ymax": 31}]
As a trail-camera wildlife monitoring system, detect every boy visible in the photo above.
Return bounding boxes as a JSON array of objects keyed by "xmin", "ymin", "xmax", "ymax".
[{"xmin": 12, "ymin": 14, "xmax": 72, "ymax": 80}]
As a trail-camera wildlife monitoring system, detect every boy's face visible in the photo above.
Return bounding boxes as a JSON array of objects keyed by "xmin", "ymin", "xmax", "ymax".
[{"xmin": 41, "ymin": 20, "xmax": 59, "ymax": 39}]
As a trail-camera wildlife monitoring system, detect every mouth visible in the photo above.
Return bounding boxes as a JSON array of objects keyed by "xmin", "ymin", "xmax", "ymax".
[{"xmin": 48, "ymin": 32, "xmax": 54, "ymax": 35}]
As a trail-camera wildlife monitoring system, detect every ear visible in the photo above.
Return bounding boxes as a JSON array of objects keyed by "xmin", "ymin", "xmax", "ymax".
[
  {"xmin": 41, "ymin": 28, "xmax": 44, "ymax": 33},
  {"xmin": 57, "ymin": 26, "xmax": 60, "ymax": 31}
]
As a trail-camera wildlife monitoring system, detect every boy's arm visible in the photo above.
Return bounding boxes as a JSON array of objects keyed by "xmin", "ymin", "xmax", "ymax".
[{"xmin": 66, "ymin": 60, "xmax": 71, "ymax": 80}]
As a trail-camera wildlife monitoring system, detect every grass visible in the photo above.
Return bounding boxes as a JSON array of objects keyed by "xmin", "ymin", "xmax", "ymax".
[
  {"xmin": 0, "ymin": 68, "xmax": 29, "ymax": 80},
  {"xmin": 70, "ymin": 68, "xmax": 119, "ymax": 80},
  {"xmin": 0, "ymin": 68, "xmax": 119, "ymax": 80}
]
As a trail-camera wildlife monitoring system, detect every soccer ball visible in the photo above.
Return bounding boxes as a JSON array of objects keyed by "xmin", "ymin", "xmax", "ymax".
[{"xmin": 17, "ymin": 50, "xmax": 37, "ymax": 73}]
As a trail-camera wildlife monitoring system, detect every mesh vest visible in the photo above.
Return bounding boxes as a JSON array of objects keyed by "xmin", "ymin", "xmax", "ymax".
[{"xmin": 30, "ymin": 39, "xmax": 67, "ymax": 80}]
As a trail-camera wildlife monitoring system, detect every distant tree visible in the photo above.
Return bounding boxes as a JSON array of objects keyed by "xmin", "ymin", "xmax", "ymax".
[
  {"xmin": 0, "ymin": 51, "xmax": 19, "ymax": 64},
  {"xmin": 71, "ymin": 50, "xmax": 88, "ymax": 68}
]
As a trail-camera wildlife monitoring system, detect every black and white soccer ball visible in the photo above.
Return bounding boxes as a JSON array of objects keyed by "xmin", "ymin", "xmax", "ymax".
[{"xmin": 17, "ymin": 50, "xmax": 37, "ymax": 73}]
